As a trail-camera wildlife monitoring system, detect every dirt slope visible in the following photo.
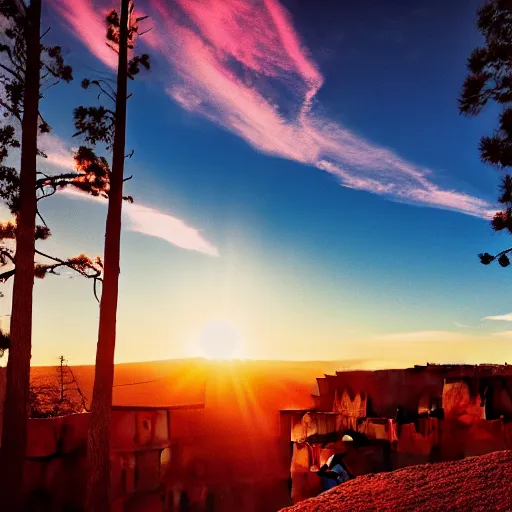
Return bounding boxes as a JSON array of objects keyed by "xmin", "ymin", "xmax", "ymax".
[{"xmin": 281, "ymin": 450, "xmax": 512, "ymax": 512}]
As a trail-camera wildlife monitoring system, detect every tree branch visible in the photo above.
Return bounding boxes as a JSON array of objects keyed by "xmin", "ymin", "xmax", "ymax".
[
  {"xmin": 0, "ymin": 99, "xmax": 21, "ymax": 121},
  {"xmin": 0, "ymin": 250, "xmax": 15, "ymax": 265},
  {"xmin": 40, "ymin": 79, "xmax": 60, "ymax": 93},
  {"xmin": 0, "ymin": 269, "xmax": 16, "ymax": 282},
  {"xmin": 0, "ymin": 62, "xmax": 23, "ymax": 82},
  {"xmin": 36, "ymin": 210, "xmax": 48, "ymax": 228},
  {"xmin": 40, "ymin": 27, "xmax": 51, "ymax": 40},
  {"xmin": 138, "ymin": 27, "xmax": 154, "ymax": 37},
  {"xmin": 496, "ymin": 247, "xmax": 512, "ymax": 258},
  {"xmin": 97, "ymin": 79, "xmax": 116, "ymax": 96},
  {"xmin": 36, "ymin": 173, "xmax": 79, "ymax": 188},
  {"xmin": 34, "ymin": 250, "xmax": 102, "ymax": 280},
  {"xmin": 93, "ymin": 81, "xmax": 116, "ymax": 103},
  {"xmin": 36, "ymin": 188, "xmax": 57, "ymax": 201},
  {"xmin": 93, "ymin": 277, "xmax": 102, "ymax": 303}
]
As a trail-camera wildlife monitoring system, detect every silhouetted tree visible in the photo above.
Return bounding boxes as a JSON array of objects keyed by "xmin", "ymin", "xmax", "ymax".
[
  {"xmin": 29, "ymin": 355, "xmax": 89, "ymax": 418},
  {"xmin": 0, "ymin": 1, "xmax": 45, "ymax": 507},
  {"xmin": 459, "ymin": 0, "xmax": 512, "ymax": 267},
  {"xmin": 75, "ymin": 1, "xmax": 150, "ymax": 509},
  {"xmin": 0, "ymin": 1, "xmax": 111, "ymax": 507}
]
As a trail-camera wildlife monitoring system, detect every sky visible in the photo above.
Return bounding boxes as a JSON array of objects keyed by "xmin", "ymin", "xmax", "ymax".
[{"xmin": 2, "ymin": 0, "xmax": 512, "ymax": 367}]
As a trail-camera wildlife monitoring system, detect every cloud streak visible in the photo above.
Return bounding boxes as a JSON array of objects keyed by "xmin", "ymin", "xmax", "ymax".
[
  {"xmin": 51, "ymin": 0, "xmax": 495, "ymax": 218},
  {"xmin": 61, "ymin": 188, "xmax": 219, "ymax": 257},
  {"xmin": 39, "ymin": 133, "xmax": 77, "ymax": 169},
  {"xmin": 483, "ymin": 313, "xmax": 512, "ymax": 322},
  {"xmin": 49, "ymin": 0, "xmax": 117, "ymax": 69},
  {"xmin": 375, "ymin": 330, "xmax": 473, "ymax": 343},
  {"xmin": 43, "ymin": 136, "xmax": 218, "ymax": 257},
  {"xmin": 491, "ymin": 330, "xmax": 512, "ymax": 337},
  {"xmin": 125, "ymin": 202, "xmax": 219, "ymax": 256},
  {"xmin": 147, "ymin": 0, "xmax": 494, "ymax": 218}
]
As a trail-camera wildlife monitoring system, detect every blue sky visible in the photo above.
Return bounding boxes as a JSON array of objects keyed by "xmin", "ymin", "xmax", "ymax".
[{"xmin": 3, "ymin": 0, "xmax": 512, "ymax": 366}]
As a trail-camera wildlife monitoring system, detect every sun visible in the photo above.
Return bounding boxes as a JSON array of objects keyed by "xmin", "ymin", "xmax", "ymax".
[{"xmin": 198, "ymin": 320, "xmax": 242, "ymax": 360}]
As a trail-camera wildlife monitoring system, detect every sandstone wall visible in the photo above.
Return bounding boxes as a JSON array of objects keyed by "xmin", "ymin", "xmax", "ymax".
[
  {"xmin": 23, "ymin": 409, "xmax": 173, "ymax": 512},
  {"xmin": 286, "ymin": 410, "xmax": 512, "ymax": 504}
]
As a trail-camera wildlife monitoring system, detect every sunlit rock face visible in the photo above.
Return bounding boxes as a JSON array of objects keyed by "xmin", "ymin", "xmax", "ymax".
[
  {"xmin": 442, "ymin": 380, "xmax": 485, "ymax": 424},
  {"xmin": 283, "ymin": 364, "xmax": 512, "ymax": 506}
]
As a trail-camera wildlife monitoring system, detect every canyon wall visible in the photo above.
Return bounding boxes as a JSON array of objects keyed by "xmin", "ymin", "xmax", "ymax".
[{"xmin": 285, "ymin": 365, "xmax": 512, "ymax": 505}]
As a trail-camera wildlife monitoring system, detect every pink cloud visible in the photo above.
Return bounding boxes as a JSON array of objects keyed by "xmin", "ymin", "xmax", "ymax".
[
  {"xmin": 146, "ymin": 0, "xmax": 494, "ymax": 218},
  {"xmin": 38, "ymin": 133, "xmax": 77, "ymax": 170},
  {"xmin": 51, "ymin": 0, "xmax": 495, "ymax": 219},
  {"xmin": 49, "ymin": 0, "xmax": 117, "ymax": 69}
]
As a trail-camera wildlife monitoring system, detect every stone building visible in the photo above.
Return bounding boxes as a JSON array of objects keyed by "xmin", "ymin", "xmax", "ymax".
[{"xmin": 280, "ymin": 364, "xmax": 512, "ymax": 504}]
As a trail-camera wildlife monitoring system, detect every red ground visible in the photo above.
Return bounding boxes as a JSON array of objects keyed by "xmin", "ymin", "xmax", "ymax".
[{"xmin": 282, "ymin": 450, "xmax": 512, "ymax": 512}]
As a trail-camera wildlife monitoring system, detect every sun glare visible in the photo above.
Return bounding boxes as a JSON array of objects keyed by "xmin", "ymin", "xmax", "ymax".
[{"xmin": 198, "ymin": 320, "xmax": 242, "ymax": 360}]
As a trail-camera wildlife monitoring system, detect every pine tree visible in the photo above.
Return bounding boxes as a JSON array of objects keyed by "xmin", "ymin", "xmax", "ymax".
[
  {"xmin": 459, "ymin": 0, "xmax": 512, "ymax": 266},
  {"xmin": 75, "ymin": 1, "xmax": 150, "ymax": 509},
  {"xmin": 0, "ymin": 1, "xmax": 43, "ymax": 508},
  {"xmin": 0, "ymin": 1, "xmax": 110, "ymax": 507},
  {"xmin": 29, "ymin": 355, "xmax": 89, "ymax": 418}
]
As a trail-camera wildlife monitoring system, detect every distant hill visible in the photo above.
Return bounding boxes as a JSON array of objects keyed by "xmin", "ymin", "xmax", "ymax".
[
  {"xmin": 0, "ymin": 357, "xmax": 412, "ymax": 415},
  {"xmin": 0, "ymin": 357, "xmax": 375, "ymax": 433}
]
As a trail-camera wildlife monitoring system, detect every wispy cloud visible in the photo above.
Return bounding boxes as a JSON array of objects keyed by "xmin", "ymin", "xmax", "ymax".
[
  {"xmin": 50, "ymin": 0, "xmax": 495, "ymax": 219},
  {"xmin": 39, "ymin": 133, "xmax": 77, "ymax": 169},
  {"xmin": 44, "ymin": 137, "xmax": 219, "ymax": 257},
  {"xmin": 62, "ymin": 188, "xmax": 219, "ymax": 257},
  {"xmin": 491, "ymin": 330, "xmax": 512, "ymax": 337},
  {"xmin": 125, "ymin": 202, "xmax": 219, "ymax": 256},
  {"xmin": 147, "ymin": 0, "xmax": 493, "ymax": 218},
  {"xmin": 49, "ymin": 0, "xmax": 117, "ymax": 69},
  {"xmin": 375, "ymin": 330, "xmax": 472, "ymax": 343},
  {"xmin": 483, "ymin": 313, "xmax": 512, "ymax": 322}
]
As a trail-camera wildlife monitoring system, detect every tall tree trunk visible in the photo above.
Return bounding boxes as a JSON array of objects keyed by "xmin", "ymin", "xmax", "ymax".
[
  {"xmin": 85, "ymin": 0, "xmax": 129, "ymax": 509},
  {"xmin": 0, "ymin": 0, "xmax": 42, "ymax": 510}
]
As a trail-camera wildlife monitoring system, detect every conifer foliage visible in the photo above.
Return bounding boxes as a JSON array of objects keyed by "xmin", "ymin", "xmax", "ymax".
[
  {"xmin": 0, "ymin": 0, "xmax": 109, "ymax": 291},
  {"xmin": 459, "ymin": 0, "xmax": 512, "ymax": 266}
]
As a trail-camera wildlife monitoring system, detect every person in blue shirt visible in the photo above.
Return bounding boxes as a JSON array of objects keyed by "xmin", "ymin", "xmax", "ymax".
[{"xmin": 316, "ymin": 454, "xmax": 352, "ymax": 492}]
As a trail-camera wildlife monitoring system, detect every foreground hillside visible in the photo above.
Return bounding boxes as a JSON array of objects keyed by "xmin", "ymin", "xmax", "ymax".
[{"xmin": 282, "ymin": 451, "xmax": 512, "ymax": 512}]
